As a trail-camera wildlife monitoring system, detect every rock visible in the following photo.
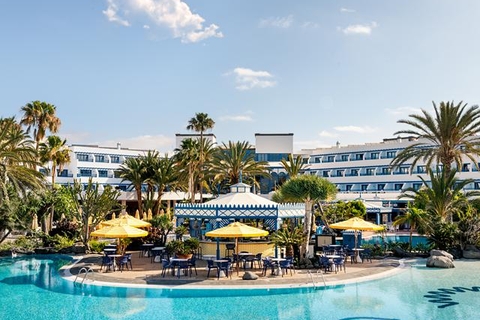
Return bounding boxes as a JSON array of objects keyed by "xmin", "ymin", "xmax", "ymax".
[
  {"xmin": 392, "ymin": 247, "xmax": 414, "ymax": 258},
  {"xmin": 242, "ymin": 271, "xmax": 258, "ymax": 280},
  {"xmin": 72, "ymin": 244, "xmax": 86, "ymax": 254},
  {"xmin": 463, "ymin": 245, "xmax": 480, "ymax": 259},
  {"xmin": 430, "ymin": 249, "xmax": 454, "ymax": 260},
  {"xmin": 426, "ymin": 255, "xmax": 455, "ymax": 268}
]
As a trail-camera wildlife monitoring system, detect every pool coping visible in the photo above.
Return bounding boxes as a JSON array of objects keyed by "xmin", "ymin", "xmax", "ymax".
[{"xmin": 61, "ymin": 255, "xmax": 410, "ymax": 291}]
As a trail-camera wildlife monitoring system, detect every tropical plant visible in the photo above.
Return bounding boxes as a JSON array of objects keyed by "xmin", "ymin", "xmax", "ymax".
[
  {"xmin": 399, "ymin": 168, "xmax": 478, "ymax": 222},
  {"xmin": 270, "ymin": 225, "xmax": 305, "ymax": 258},
  {"xmin": 175, "ymin": 138, "xmax": 201, "ymax": 203},
  {"xmin": 66, "ymin": 179, "xmax": 121, "ymax": 248},
  {"xmin": 280, "ymin": 154, "xmax": 306, "ymax": 179},
  {"xmin": 187, "ymin": 112, "xmax": 215, "ymax": 201},
  {"xmin": 20, "ymin": 101, "xmax": 61, "ymax": 150},
  {"xmin": 391, "ymin": 101, "xmax": 480, "ymax": 175},
  {"xmin": 166, "ymin": 237, "xmax": 199, "ymax": 256},
  {"xmin": 210, "ymin": 140, "xmax": 271, "ymax": 191},
  {"xmin": 427, "ymin": 222, "xmax": 459, "ymax": 252},
  {"xmin": 118, "ymin": 156, "xmax": 146, "ymax": 213},
  {"xmin": 273, "ymin": 174, "xmax": 337, "ymax": 257},
  {"xmin": 147, "ymin": 214, "xmax": 174, "ymax": 246},
  {"xmin": 38, "ymin": 135, "xmax": 70, "ymax": 232},
  {"xmin": 393, "ymin": 205, "xmax": 429, "ymax": 249},
  {"xmin": 149, "ymin": 154, "xmax": 178, "ymax": 215}
]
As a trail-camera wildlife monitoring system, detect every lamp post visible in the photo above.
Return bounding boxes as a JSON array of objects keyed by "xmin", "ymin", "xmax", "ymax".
[{"xmin": 215, "ymin": 218, "xmax": 222, "ymax": 259}]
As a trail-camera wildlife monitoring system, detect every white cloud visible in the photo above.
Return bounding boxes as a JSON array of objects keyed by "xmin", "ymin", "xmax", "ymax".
[
  {"xmin": 301, "ymin": 21, "xmax": 319, "ymax": 29},
  {"xmin": 342, "ymin": 21, "xmax": 377, "ymax": 35},
  {"xmin": 259, "ymin": 15, "xmax": 293, "ymax": 28},
  {"xmin": 103, "ymin": 0, "xmax": 223, "ymax": 43},
  {"xmin": 334, "ymin": 125, "xmax": 377, "ymax": 133},
  {"xmin": 103, "ymin": 0, "xmax": 131, "ymax": 26},
  {"xmin": 318, "ymin": 130, "xmax": 338, "ymax": 138},
  {"xmin": 340, "ymin": 8, "xmax": 356, "ymax": 13},
  {"xmin": 219, "ymin": 114, "xmax": 254, "ymax": 122},
  {"xmin": 385, "ymin": 106, "xmax": 422, "ymax": 116},
  {"xmin": 143, "ymin": 24, "xmax": 150, "ymax": 29},
  {"xmin": 230, "ymin": 67, "xmax": 277, "ymax": 90}
]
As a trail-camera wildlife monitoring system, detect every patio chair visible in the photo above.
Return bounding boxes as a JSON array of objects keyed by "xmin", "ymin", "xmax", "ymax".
[
  {"xmin": 243, "ymin": 254, "xmax": 255, "ymax": 270},
  {"xmin": 217, "ymin": 261, "xmax": 232, "ymax": 279},
  {"xmin": 254, "ymin": 253, "xmax": 263, "ymax": 268},
  {"xmin": 176, "ymin": 260, "xmax": 190, "ymax": 278},
  {"xmin": 261, "ymin": 258, "xmax": 275, "ymax": 276},
  {"xmin": 161, "ymin": 259, "xmax": 173, "ymax": 278},
  {"xmin": 361, "ymin": 249, "xmax": 373, "ymax": 263},
  {"xmin": 285, "ymin": 256, "xmax": 296, "ymax": 274},
  {"xmin": 125, "ymin": 253, "xmax": 133, "ymax": 270},
  {"xmin": 319, "ymin": 256, "xmax": 333, "ymax": 273},
  {"xmin": 206, "ymin": 259, "xmax": 219, "ymax": 278},
  {"xmin": 345, "ymin": 249, "xmax": 356, "ymax": 264},
  {"xmin": 333, "ymin": 257, "xmax": 346, "ymax": 273},
  {"xmin": 100, "ymin": 255, "xmax": 114, "ymax": 272},
  {"xmin": 118, "ymin": 255, "xmax": 130, "ymax": 272},
  {"xmin": 188, "ymin": 255, "xmax": 198, "ymax": 276},
  {"xmin": 279, "ymin": 260, "xmax": 293, "ymax": 277}
]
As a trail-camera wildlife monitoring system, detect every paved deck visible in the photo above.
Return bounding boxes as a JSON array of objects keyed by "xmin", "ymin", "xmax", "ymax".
[{"xmin": 63, "ymin": 252, "xmax": 403, "ymax": 289}]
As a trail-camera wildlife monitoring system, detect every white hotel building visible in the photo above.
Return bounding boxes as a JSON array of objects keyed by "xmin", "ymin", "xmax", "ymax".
[{"xmin": 46, "ymin": 134, "xmax": 480, "ymax": 224}]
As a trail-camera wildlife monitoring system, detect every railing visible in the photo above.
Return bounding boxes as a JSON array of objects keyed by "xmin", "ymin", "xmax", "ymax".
[
  {"xmin": 307, "ymin": 269, "xmax": 326, "ymax": 290},
  {"xmin": 74, "ymin": 267, "xmax": 94, "ymax": 286}
]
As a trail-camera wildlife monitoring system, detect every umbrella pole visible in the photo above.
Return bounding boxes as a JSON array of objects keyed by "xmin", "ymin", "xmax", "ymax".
[{"xmin": 236, "ymin": 237, "xmax": 239, "ymax": 276}]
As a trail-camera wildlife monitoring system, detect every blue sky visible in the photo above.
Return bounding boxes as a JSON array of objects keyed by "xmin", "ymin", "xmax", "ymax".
[{"xmin": 1, "ymin": 0, "xmax": 480, "ymax": 153}]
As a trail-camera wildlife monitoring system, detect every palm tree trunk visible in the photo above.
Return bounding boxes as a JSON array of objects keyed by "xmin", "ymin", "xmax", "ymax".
[
  {"xmin": 136, "ymin": 187, "xmax": 143, "ymax": 214},
  {"xmin": 301, "ymin": 199, "xmax": 313, "ymax": 257},
  {"xmin": 155, "ymin": 190, "xmax": 163, "ymax": 216}
]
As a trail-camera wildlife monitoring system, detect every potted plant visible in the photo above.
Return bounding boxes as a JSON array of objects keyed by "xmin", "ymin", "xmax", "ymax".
[{"xmin": 166, "ymin": 237, "xmax": 200, "ymax": 259}]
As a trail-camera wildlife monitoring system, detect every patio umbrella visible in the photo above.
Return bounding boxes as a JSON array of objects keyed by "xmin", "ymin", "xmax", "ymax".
[
  {"xmin": 330, "ymin": 217, "xmax": 384, "ymax": 249},
  {"xmin": 102, "ymin": 213, "xmax": 151, "ymax": 228},
  {"xmin": 91, "ymin": 221, "xmax": 148, "ymax": 254},
  {"xmin": 135, "ymin": 209, "xmax": 140, "ymax": 220},
  {"xmin": 147, "ymin": 209, "xmax": 153, "ymax": 220},
  {"xmin": 205, "ymin": 222, "xmax": 268, "ymax": 275},
  {"xmin": 31, "ymin": 213, "xmax": 38, "ymax": 230}
]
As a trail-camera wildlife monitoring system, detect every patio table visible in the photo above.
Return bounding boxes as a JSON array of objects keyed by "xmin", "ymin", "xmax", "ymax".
[{"xmin": 270, "ymin": 258, "xmax": 286, "ymax": 276}]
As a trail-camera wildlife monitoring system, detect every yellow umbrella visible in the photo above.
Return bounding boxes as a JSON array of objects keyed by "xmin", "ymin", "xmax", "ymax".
[
  {"xmin": 206, "ymin": 222, "xmax": 269, "ymax": 275},
  {"xmin": 330, "ymin": 217, "xmax": 384, "ymax": 249},
  {"xmin": 91, "ymin": 221, "xmax": 149, "ymax": 255},
  {"xmin": 135, "ymin": 209, "xmax": 140, "ymax": 220},
  {"xmin": 102, "ymin": 213, "xmax": 151, "ymax": 228}
]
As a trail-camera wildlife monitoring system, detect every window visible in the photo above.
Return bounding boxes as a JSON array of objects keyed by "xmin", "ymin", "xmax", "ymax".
[
  {"xmin": 386, "ymin": 151, "xmax": 396, "ymax": 158},
  {"xmin": 111, "ymin": 156, "xmax": 120, "ymax": 163},
  {"xmin": 417, "ymin": 165, "xmax": 426, "ymax": 173},
  {"xmin": 462, "ymin": 163, "xmax": 470, "ymax": 172},
  {"xmin": 314, "ymin": 157, "xmax": 321, "ymax": 163},
  {"xmin": 324, "ymin": 156, "xmax": 334, "ymax": 163},
  {"xmin": 361, "ymin": 184, "xmax": 368, "ymax": 191},
  {"xmin": 475, "ymin": 182, "xmax": 480, "ymax": 190},
  {"xmin": 95, "ymin": 155, "xmax": 105, "ymax": 162},
  {"xmin": 336, "ymin": 170, "xmax": 344, "ymax": 177},
  {"xmin": 355, "ymin": 154, "xmax": 364, "ymax": 161},
  {"xmin": 114, "ymin": 170, "xmax": 122, "ymax": 178},
  {"xmin": 346, "ymin": 184, "xmax": 352, "ymax": 192},
  {"xmin": 381, "ymin": 168, "xmax": 391, "ymax": 175},
  {"xmin": 398, "ymin": 167, "xmax": 408, "ymax": 174},
  {"xmin": 77, "ymin": 154, "xmax": 89, "ymax": 161},
  {"xmin": 98, "ymin": 170, "xmax": 108, "ymax": 178},
  {"xmin": 341, "ymin": 155, "xmax": 349, "ymax": 161},
  {"xmin": 394, "ymin": 183, "xmax": 403, "ymax": 191},
  {"xmin": 377, "ymin": 184, "xmax": 385, "ymax": 191},
  {"xmin": 80, "ymin": 169, "xmax": 92, "ymax": 177},
  {"xmin": 365, "ymin": 168, "xmax": 374, "ymax": 176},
  {"xmin": 350, "ymin": 169, "xmax": 358, "ymax": 176},
  {"xmin": 322, "ymin": 171, "xmax": 329, "ymax": 177},
  {"xmin": 370, "ymin": 152, "xmax": 379, "ymax": 159},
  {"xmin": 413, "ymin": 183, "xmax": 422, "ymax": 190}
]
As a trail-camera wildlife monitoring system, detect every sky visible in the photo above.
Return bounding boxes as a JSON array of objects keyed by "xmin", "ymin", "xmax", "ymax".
[{"xmin": 1, "ymin": 0, "xmax": 480, "ymax": 153}]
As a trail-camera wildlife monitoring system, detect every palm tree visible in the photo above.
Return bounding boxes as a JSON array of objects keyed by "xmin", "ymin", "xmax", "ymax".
[
  {"xmin": 20, "ymin": 101, "xmax": 61, "ymax": 150},
  {"xmin": 270, "ymin": 225, "xmax": 305, "ymax": 258},
  {"xmin": 150, "ymin": 154, "xmax": 178, "ymax": 215},
  {"xmin": 210, "ymin": 141, "xmax": 271, "ymax": 190},
  {"xmin": 393, "ymin": 205, "xmax": 429, "ymax": 250},
  {"xmin": 186, "ymin": 113, "xmax": 215, "ymax": 201},
  {"xmin": 174, "ymin": 138, "xmax": 201, "ymax": 203},
  {"xmin": 0, "ymin": 117, "xmax": 44, "ymax": 206},
  {"xmin": 391, "ymin": 101, "xmax": 480, "ymax": 175},
  {"xmin": 118, "ymin": 157, "xmax": 146, "ymax": 213},
  {"xmin": 38, "ymin": 135, "xmax": 70, "ymax": 232},
  {"xmin": 399, "ymin": 168, "xmax": 478, "ymax": 223},
  {"xmin": 280, "ymin": 154, "xmax": 306, "ymax": 179},
  {"xmin": 274, "ymin": 174, "xmax": 337, "ymax": 257}
]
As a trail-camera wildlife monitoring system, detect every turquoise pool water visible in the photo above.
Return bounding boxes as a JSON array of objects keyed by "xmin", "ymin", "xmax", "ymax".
[
  {"xmin": 363, "ymin": 235, "xmax": 428, "ymax": 247},
  {"xmin": 0, "ymin": 255, "xmax": 479, "ymax": 320}
]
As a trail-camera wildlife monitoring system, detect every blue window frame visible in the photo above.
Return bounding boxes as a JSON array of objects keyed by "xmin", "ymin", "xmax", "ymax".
[{"xmin": 77, "ymin": 154, "xmax": 89, "ymax": 161}]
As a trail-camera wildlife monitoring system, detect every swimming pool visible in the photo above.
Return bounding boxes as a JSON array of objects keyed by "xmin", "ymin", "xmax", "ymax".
[
  {"xmin": 0, "ymin": 255, "xmax": 479, "ymax": 320},
  {"xmin": 363, "ymin": 235, "xmax": 428, "ymax": 247}
]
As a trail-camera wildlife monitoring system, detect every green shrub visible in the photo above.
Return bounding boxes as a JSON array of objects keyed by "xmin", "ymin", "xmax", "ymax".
[
  {"xmin": 89, "ymin": 240, "xmax": 107, "ymax": 253},
  {"xmin": 13, "ymin": 236, "xmax": 40, "ymax": 251},
  {"xmin": 53, "ymin": 235, "xmax": 75, "ymax": 250}
]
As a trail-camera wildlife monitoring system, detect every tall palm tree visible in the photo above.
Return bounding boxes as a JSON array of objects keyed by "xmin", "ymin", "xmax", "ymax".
[
  {"xmin": 118, "ymin": 157, "xmax": 146, "ymax": 213},
  {"xmin": 399, "ymin": 168, "xmax": 479, "ymax": 223},
  {"xmin": 393, "ymin": 205, "xmax": 428, "ymax": 249},
  {"xmin": 0, "ymin": 117, "xmax": 44, "ymax": 205},
  {"xmin": 38, "ymin": 135, "xmax": 70, "ymax": 232},
  {"xmin": 150, "ymin": 154, "xmax": 178, "ymax": 215},
  {"xmin": 186, "ymin": 113, "xmax": 215, "ymax": 201},
  {"xmin": 174, "ymin": 138, "xmax": 201, "ymax": 203},
  {"xmin": 140, "ymin": 150, "xmax": 160, "ymax": 212},
  {"xmin": 280, "ymin": 154, "xmax": 306, "ymax": 179},
  {"xmin": 210, "ymin": 141, "xmax": 271, "ymax": 190},
  {"xmin": 391, "ymin": 101, "xmax": 480, "ymax": 175},
  {"xmin": 20, "ymin": 101, "xmax": 61, "ymax": 150}
]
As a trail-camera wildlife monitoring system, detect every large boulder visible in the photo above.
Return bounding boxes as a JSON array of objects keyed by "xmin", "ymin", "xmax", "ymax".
[
  {"xmin": 463, "ymin": 245, "xmax": 480, "ymax": 259},
  {"xmin": 392, "ymin": 246, "xmax": 414, "ymax": 258},
  {"xmin": 426, "ymin": 249, "xmax": 455, "ymax": 268}
]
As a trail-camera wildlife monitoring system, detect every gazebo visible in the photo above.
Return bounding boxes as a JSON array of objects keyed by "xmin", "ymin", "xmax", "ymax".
[{"xmin": 174, "ymin": 182, "xmax": 305, "ymax": 258}]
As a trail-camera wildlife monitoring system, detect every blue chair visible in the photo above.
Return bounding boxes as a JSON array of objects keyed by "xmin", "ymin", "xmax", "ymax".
[
  {"xmin": 176, "ymin": 260, "xmax": 190, "ymax": 278},
  {"xmin": 279, "ymin": 260, "xmax": 293, "ymax": 277},
  {"xmin": 333, "ymin": 257, "xmax": 346, "ymax": 273},
  {"xmin": 161, "ymin": 259, "xmax": 173, "ymax": 278},
  {"xmin": 361, "ymin": 249, "xmax": 373, "ymax": 263},
  {"xmin": 254, "ymin": 253, "xmax": 263, "ymax": 268},
  {"xmin": 217, "ymin": 261, "xmax": 232, "ymax": 279},
  {"xmin": 118, "ymin": 255, "xmax": 130, "ymax": 272},
  {"xmin": 206, "ymin": 259, "xmax": 219, "ymax": 278},
  {"xmin": 319, "ymin": 256, "xmax": 333, "ymax": 273},
  {"xmin": 188, "ymin": 256, "xmax": 198, "ymax": 276},
  {"xmin": 261, "ymin": 258, "xmax": 275, "ymax": 276},
  {"xmin": 100, "ymin": 255, "xmax": 114, "ymax": 272}
]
